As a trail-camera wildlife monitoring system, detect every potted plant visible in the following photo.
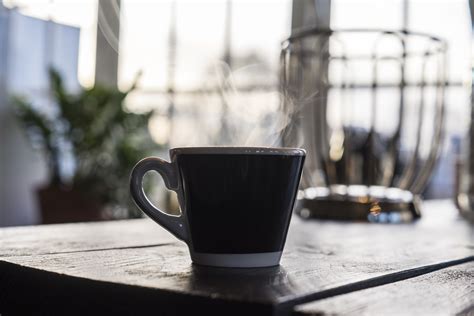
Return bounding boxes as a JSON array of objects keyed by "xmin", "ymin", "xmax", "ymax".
[{"xmin": 13, "ymin": 69, "xmax": 155, "ymax": 223}]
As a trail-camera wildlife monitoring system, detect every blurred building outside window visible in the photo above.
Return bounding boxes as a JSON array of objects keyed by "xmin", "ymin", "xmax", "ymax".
[{"xmin": 0, "ymin": 2, "xmax": 80, "ymax": 226}]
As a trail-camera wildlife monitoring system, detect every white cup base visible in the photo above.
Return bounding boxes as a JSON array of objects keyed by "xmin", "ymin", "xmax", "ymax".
[{"xmin": 190, "ymin": 251, "xmax": 283, "ymax": 268}]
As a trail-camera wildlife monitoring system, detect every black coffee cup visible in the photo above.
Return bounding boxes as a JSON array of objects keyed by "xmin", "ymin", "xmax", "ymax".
[{"xmin": 130, "ymin": 147, "xmax": 305, "ymax": 268}]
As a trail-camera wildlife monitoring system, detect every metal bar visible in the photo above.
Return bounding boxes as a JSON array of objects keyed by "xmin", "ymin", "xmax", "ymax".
[
  {"xmin": 286, "ymin": 28, "xmax": 446, "ymax": 47},
  {"xmin": 410, "ymin": 49, "xmax": 447, "ymax": 193},
  {"xmin": 366, "ymin": 41, "xmax": 379, "ymax": 186},
  {"xmin": 387, "ymin": 33, "xmax": 407, "ymax": 188},
  {"xmin": 379, "ymin": 59, "xmax": 403, "ymax": 187},
  {"xmin": 338, "ymin": 55, "xmax": 353, "ymax": 185},
  {"xmin": 315, "ymin": 36, "xmax": 338, "ymax": 186},
  {"xmin": 397, "ymin": 52, "xmax": 429, "ymax": 190},
  {"xmin": 370, "ymin": 32, "xmax": 407, "ymax": 187}
]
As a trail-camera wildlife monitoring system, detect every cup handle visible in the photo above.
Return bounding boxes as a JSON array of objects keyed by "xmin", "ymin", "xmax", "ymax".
[{"xmin": 130, "ymin": 157, "xmax": 188, "ymax": 242}]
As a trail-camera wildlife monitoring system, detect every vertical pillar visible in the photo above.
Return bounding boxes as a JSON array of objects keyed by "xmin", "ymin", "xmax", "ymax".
[{"xmin": 95, "ymin": 0, "xmax": 120, "ymax": 87}]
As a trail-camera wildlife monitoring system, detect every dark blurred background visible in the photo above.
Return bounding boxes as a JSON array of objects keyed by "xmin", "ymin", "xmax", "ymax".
[{"xmin": 0, "ymin": 0, "xmax": 471, "ymax": 226}]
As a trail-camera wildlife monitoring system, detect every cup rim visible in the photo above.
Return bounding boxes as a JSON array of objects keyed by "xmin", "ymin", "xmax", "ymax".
[{"xmin": 170, "ymin": 146, "xmax": 306, "ymax": 156}]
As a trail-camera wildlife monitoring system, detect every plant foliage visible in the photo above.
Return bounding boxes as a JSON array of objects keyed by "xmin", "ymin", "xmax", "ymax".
[{"xmin": 13, "ymin": 69, "xmax": 156, "ymax": 217}]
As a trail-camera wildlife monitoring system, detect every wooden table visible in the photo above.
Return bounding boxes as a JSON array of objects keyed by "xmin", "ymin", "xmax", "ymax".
[{"xmin": 0, "ymin": 200, "xmax": 472, "ymax": 315}]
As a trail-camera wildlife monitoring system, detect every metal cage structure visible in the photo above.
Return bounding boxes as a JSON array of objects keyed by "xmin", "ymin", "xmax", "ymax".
[{"xmin": 280, "ymin": 28, "xmax": 447, "ymax": 222}]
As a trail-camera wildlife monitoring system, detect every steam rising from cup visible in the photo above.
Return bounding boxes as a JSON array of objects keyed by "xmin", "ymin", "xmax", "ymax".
[
  {"xmin": 99, "ymin": 1, "xmax": 310, "ymax": 149},
  {"xmin": 141, "ymin": 60, "xmax": 312, "ymax": 148},
  {"xmin": 196, "ymin": 61, "xmax": 315, "ymax": 148}
]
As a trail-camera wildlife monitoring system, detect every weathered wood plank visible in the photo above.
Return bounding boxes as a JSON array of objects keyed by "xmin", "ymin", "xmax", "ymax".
[
  {"xmin": 2, "ymin": 242, "xmax": 471, "ymax": 307},
  {"xmin": 294, "ymin": 262, "xmax": 474, "ymax": 315},
  {"xmin": 0, "ymin": 200, "xmax": 472, "ymax": 315},
  {"xmin": 0, "ymin": 218, "xmax": 175, "ymax": 257},
  {"xmin": 280, "ymin": 256, "xmax": 474, "ymax": 313},
  {"xmin": 280, "ymin": 204, "xmax": 473, "ymax": 295}
]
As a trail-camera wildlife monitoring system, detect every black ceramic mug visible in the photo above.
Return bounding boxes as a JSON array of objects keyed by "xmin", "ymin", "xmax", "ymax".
[{"xmin": 130, "ymin": 147, "xmax": 305, "ymax": 268}]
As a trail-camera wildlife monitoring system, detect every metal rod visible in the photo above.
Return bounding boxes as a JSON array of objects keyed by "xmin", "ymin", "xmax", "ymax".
[
  {"xmin": 398, "ymin": 52, "xmax": 429, "ymax": 190},
  {"xmin": 286, "ymin": 28, "xmax": 446, "ymax": 47},
  {"xmin": 410, "ymin": 49, "xmax": 447, "ymax": 193}
]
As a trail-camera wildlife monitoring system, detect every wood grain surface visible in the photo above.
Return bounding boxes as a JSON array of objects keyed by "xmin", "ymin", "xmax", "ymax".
[
  {"xmin": 0, "ymin": 200, "xmax": 472, "ymax": 315},
  {"xmin": 294, "ymin": 262, "xmax": 474, "ymax": 315},
  {"xmin": 0, "ymin": 219, "xmax": 175, "ymax": 257}
]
